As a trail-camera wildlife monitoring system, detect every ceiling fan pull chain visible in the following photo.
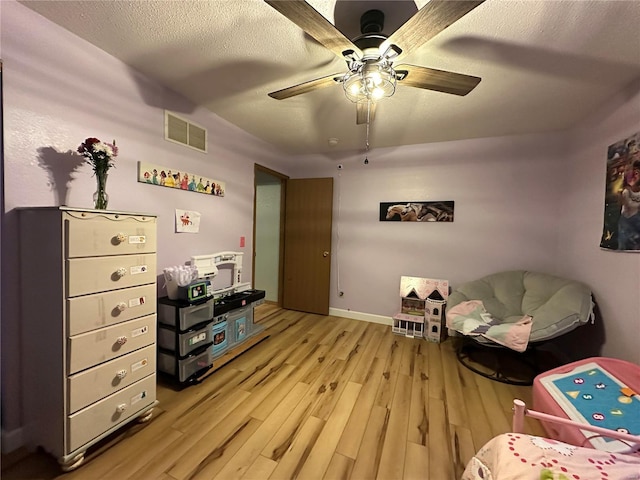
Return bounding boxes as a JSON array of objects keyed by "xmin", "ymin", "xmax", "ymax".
[
  {"xmin": 365, "ymin": 116, "xmax": 370, "ymax": 151},
  {"xmin": 364, "ymin": 115, "xmax": 371, "ymax": 165}
]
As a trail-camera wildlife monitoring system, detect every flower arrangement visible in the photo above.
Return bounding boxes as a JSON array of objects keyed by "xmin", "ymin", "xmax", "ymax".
[
  {"xmin": 77, "ymin": 137, "xmax": 118, "ymax": 173},
  {"xmin": 77, "ymin": 137, "xmax": 118, "ymax": 209}
]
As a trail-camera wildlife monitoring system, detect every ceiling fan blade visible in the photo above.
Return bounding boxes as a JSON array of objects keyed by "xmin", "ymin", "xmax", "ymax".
[
  {"xmin": 395, "ymin": 64, "xmax": 481, "ymax": 96},
  {"xmin": 268, "ymin": 72, "xmax": 343, "ymax": 100},
  {"xmin": 265, "ymin": 0, "xmax": 362, "ymax": 59},
  {"xmin": 356, "ymin": 101, "xmax": 376, "ymax": 125},
  {"xmin": 386, "ymin": 1, "xmax": 485, "ymax": 57}
]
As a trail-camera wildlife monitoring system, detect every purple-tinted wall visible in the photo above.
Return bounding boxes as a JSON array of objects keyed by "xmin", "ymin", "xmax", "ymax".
[{"xmin": 2, "ymin": 0, "xmax": 639, "ymax": 453}]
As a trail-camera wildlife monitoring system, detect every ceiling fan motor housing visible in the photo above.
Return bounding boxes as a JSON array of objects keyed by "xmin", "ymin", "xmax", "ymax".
[
  {"xmin": 360, "ymin": 9, "xmax": 384, "ymax": 34},
  {"xmin": 353, "ymin": 9, "xmax": 388, "ymax": 55}
]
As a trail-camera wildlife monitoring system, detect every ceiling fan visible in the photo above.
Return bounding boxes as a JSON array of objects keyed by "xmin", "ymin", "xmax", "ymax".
[{"xmin": 265, "ymin": 0, "xmax": 485, "ymax": 125}]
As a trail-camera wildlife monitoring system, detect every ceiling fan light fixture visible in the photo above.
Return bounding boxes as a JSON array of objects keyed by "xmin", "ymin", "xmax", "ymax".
[
  {"xmin": 369, "ymin": 71, "xmax": 382, "ymax": 85},
  {"xmin": 371, "ymin": 87, "xmax": 385, "ymax": 100},
  {"xmin": 343, "ymin": 62, "xmax": 396, "ymax": 103}
]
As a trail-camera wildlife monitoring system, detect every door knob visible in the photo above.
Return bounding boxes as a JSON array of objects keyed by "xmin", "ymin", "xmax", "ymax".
[{"xmin": 323, "ymin": 251, "xmax": 329, "ymax": 257}]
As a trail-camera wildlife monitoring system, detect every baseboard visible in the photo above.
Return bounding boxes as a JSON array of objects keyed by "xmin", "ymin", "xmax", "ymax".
[
  {"xmin": 1, "ymin": 426, "xmax": 24, "ymax": 454},
  {"xmin": 329, "ymin": 308, "xmax": 392, "ymax": 326}
]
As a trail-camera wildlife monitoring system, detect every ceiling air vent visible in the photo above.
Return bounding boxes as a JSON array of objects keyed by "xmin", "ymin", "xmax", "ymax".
[{"xmin": 165, "ymin": 111, "xmax": 207, "ymax": 153}]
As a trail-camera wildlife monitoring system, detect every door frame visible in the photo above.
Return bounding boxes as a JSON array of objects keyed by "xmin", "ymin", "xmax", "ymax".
[{"xmin": 253, "ymin": 164, "xmax": 288, "ymax": 306}]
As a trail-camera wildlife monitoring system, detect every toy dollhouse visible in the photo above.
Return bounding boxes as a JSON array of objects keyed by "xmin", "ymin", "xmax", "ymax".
[{"xmin": 392, "ymin": 276, "xmax": 449, "ymax": 342}]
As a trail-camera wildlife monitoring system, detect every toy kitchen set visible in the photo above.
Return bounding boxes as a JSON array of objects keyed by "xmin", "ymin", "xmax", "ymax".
[{"xmin": 157, "ymin": 251, "xmax": 266, "ymax": 385}]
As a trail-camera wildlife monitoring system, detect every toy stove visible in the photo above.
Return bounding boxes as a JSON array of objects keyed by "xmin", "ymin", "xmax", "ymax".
[
  {"xmin": 211, "ymin": 289, "xmax": 265, "ymax": 356},
  {"xmin": 214, "ymin": 289, "xmax": 266, "ymax": 315},
  {"xmin": 191, "ymin": 252, "xmax": 265, "ymax": 358}
]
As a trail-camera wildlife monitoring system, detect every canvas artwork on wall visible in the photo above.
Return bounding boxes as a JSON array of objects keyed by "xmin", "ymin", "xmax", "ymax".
[
  {"xmin": 137, "ymin": 161, "xmax": 225, "ymax": 197},
  {"xmin": 379, "ymin": 201, "xmax": 454, "ymax": 222},
  {"xmin": 600, "ymin": 132, "xmax": 640, "ymax": 251}
]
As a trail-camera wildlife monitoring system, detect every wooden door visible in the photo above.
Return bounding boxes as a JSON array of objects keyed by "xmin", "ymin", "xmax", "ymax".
[{"xmin": 282, "ymin": 178, "xmax": 333, "ymax": 315}]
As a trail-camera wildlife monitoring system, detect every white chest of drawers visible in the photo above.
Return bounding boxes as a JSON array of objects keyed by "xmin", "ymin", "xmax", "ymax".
[{"xmin": 18, "ymin": 207, "xmax": 158, "ymax": 471}]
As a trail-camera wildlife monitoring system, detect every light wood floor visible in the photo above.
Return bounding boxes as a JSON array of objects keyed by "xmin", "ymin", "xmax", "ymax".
[{"xmin": 2, "ymin": 304, "xmax": 545, "ymax": 479}]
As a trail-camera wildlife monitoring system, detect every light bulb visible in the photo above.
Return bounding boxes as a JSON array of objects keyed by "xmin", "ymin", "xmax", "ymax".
[
  {"xmin": 369, "ymin": 72, "xmax": 382, "ymax": 85},
  {"xmin": 372, "ymin": 87, "xmax": 385, "ymax": 99}
]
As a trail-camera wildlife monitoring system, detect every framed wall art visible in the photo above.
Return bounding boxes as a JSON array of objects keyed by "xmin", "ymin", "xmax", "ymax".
[{"xmin": 379, "ymin": 201, "xmax": 454, "ymax": 222}]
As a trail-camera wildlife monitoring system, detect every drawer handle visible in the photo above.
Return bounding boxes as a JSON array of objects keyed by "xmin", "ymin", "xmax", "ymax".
[
  {"xmin": 115, "ymin": 233, "xmax": 128, "ymax": 244},
  {"xmin": 116, "ymin": 403, "xmax": 127, "ymax": 414},
  {"xmin": 116, "ymin": 267, "xmax": 127, "ymax": 278},
  {"xmin": 116, "ymin": 335, "xmax": 128, "ymax": 345},
  {"xmin": 116, "ymin": 369, "xmax": 127, "ymax": 379},
  {"xmin": 116, "ymin": 302, "xmax": 127, "ymax": 312}
]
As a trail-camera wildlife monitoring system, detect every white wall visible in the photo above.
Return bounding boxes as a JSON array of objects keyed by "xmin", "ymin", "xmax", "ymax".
[
  {"xmin": 287, "ymin": 90, "xmax": 640, "ymax": 364},
  {"xmin": 0, "ymin": 1, "xmax": 290, "ymax": 440},
  {"xmin": 289, "ymin": 133, "xmax": 567, "ymax": 319},
  {"xmin": 558, "ymin": 79, "xmax": 640, "ymax": 365}
]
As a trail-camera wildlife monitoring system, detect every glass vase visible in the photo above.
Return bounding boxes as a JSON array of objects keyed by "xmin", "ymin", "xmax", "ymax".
[{"xmin": 93, "ymin": 173, "xmax": 109, "ymax": 210}]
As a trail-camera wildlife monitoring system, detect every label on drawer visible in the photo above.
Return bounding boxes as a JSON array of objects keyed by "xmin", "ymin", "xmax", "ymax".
[
  {"xmin": 189, "ymin": 332, "xmax": 207, "ymax": 346},
  {"xmin": 131, "ymin": 325, "xmax": 149, "ymax": 338},
  {"xmin": 131, "ymin": 358, "xmax": 149, "ymax": 372},
  {"xmin": 129, "ymin": 235, "xmax": 146, "ymax": 244},
  {"xmin": 131, "ymin": 390, "xmax": 148, "ymax": 406},
  {"xmin": 129, "ymin": 296, "xmax": 146, "ymax": 307},
  {"xmin": 130, "ymin": 265, "xmax": 148, "ymax": 275}
]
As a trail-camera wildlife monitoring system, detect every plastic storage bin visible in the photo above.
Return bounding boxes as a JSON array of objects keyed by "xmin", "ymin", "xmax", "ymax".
[
  {"xmin": 157, "ymin": 321, "xmax": 212, "ymax": 357},
  {"xmin": 157, "ymin": 344, "xmax": 213, "ymax": 383},
  {"xmin": 158, "ymin": 297, "xmax": 214, "ymax": 331}
]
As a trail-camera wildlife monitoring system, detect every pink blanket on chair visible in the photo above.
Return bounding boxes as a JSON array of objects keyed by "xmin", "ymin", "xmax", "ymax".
[{"xmin": 446, "ymin": 300, "xmax": 533, "ymax": 352}]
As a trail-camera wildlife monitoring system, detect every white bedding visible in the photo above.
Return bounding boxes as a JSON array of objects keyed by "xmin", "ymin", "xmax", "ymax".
[{"xmin": 462, "ymin": 433, "xmax": 640, "ymax": 480}]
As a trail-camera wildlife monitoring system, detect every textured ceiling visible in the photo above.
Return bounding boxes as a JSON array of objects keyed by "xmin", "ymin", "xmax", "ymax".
[{"xmin": 19, "ymin": 0, "xmax": 640, "ymax": 155}]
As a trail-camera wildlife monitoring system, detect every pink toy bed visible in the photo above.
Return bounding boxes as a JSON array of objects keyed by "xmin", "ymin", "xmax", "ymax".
[{"xmin": 462, "ymin": 400, "xmax": 640, "ymax": 480}]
